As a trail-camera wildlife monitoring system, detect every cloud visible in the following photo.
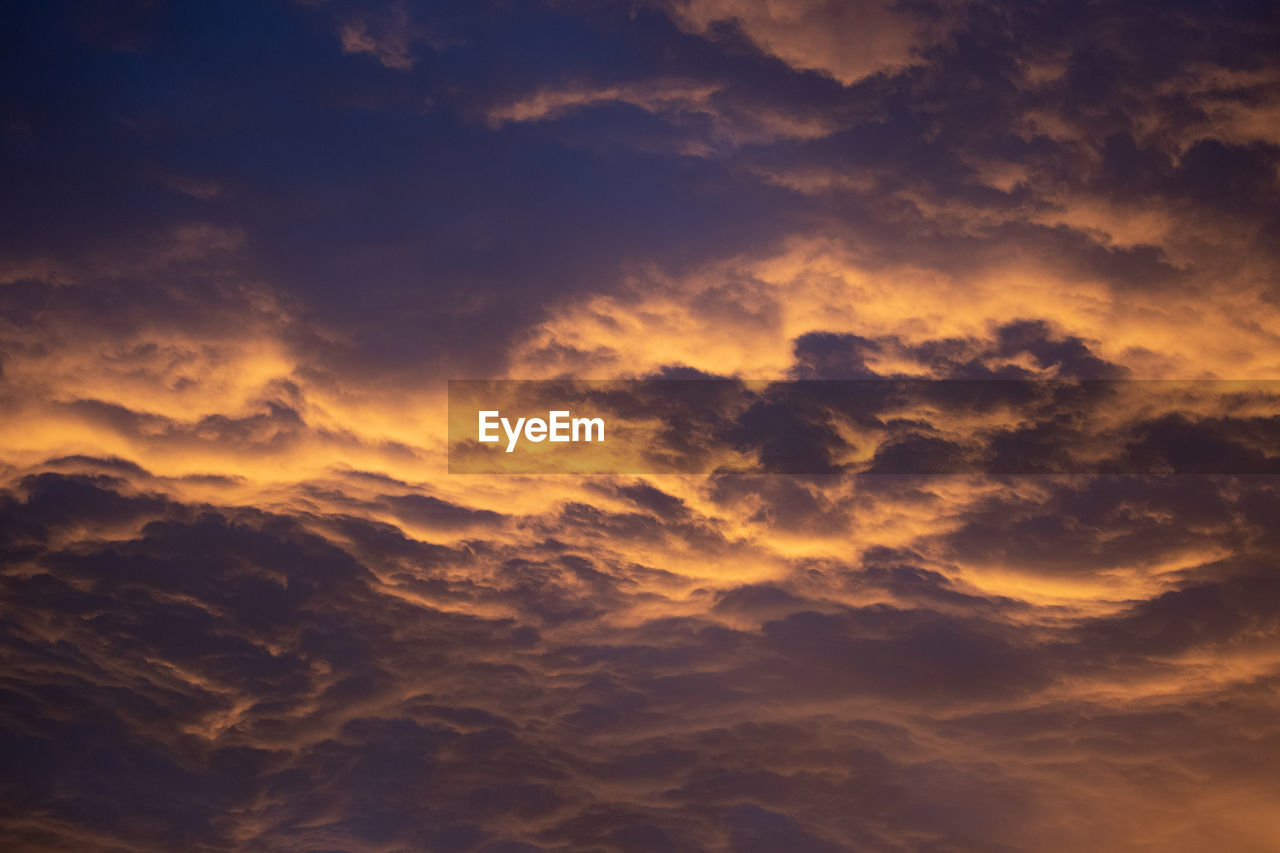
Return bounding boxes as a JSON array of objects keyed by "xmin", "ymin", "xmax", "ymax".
[
  {"xmin": 4, "ymin": 0, "xmax": 1280, "ymax": 849},
  {"xmin": 4, "ymin": 456, "xmax": 1280, "ymax": 850},
  {"xmin": 487, "ymin": 80, "xmax": 721, "ymax": 126},
  {"xmin": 508, "ymin": 227, "xmax": 1280, "ymax": 382},
  {"xmin": 485, "ymin": 77, "xmax": 847, "ymax": 151},
  {"xmin": 337, "ymin": 2, "xmax": 427, "ymax": 70},
  {"xmin": 655, "ymin": 0, "xmax": 955, "ymax": 85}
]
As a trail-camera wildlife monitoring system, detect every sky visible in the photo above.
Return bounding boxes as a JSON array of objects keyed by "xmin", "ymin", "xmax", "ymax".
[{"xmin": 2, "ymin": 0, "xmax": 1280, "ymax": 851}]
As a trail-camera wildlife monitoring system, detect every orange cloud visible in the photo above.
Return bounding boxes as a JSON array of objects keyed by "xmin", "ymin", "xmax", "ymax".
[
  {"xmin": 338, "ymin": 1, "xmax": 426, "ymax": 70},
  {"xmin": 657, "ymin": 0, "xmax": 955, "ymax": 85}
]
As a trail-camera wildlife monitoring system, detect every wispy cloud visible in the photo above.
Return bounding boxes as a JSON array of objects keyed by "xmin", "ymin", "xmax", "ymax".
[{"xmin": 338, "ymin": 1, "xmax": 427, "ymax": 70}]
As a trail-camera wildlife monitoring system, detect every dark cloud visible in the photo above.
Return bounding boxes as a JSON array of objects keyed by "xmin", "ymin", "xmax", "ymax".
[
  {"xmin": 380, "ymin": 492, "xmax": 506, "ymax": 529},
  {"xmin": 1071, "ymin": 571, "xmax": 1280, "ymax": 659},
  {"xmin": 4, "ymin": 462, "xmax": 1280, "ymax": 849},
  {"xmin": 790, "ymin": 332, "xmax": 882, "ymax": 379}
]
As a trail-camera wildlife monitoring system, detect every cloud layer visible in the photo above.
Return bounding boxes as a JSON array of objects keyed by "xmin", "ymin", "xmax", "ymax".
[{"xmin": 2, "ymin": 0, "xmax": 1279, "ymax": 850}]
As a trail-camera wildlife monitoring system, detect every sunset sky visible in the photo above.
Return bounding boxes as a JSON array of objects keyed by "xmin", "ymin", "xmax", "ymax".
[{"xmin": 3, "ymin": 1, "xmax": 1280, "ymax": 851}]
